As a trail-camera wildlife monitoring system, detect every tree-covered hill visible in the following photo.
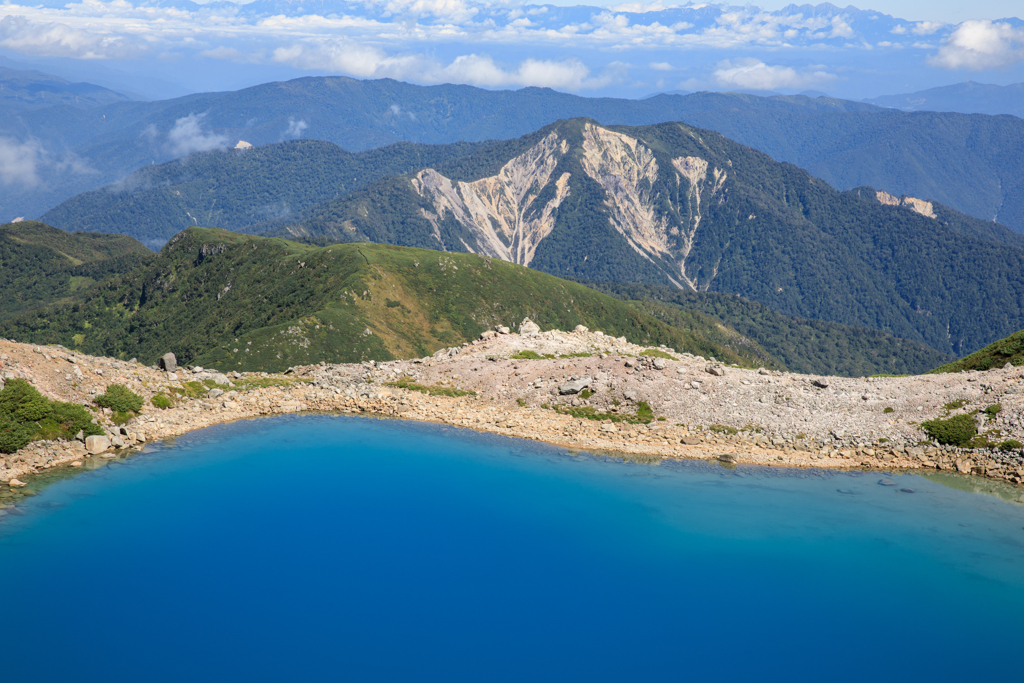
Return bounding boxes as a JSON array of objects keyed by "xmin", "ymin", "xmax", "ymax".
[
  {"xmin": 7, "ymin": 76, "xmax": 1024, "ymax": 234},
  {"xmin": 272, "ymin": 118, "xmax": 1024, "ymax": 360},
  {"xmin": 0, "ymin": 227, "xmax": 780, "ymax": 373},
  {"xmin": 589, "ymin": 282, "xmax": 953, "ymax": 377},
  {"xmin": 40, "ymin": 139, "xmax": 486, "ymax": 249},
  {"xmin": 0, "ymin": 221, "xmax": 152, "ymax": 320}
]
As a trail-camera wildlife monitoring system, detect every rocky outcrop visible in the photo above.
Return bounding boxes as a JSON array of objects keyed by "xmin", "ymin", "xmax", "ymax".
[
  {"xmin": 411, "ymin": 131, "xmax": 571, "ymax": 266},
  {"xmin": 876, "ymin": 190, "xmax": 936, "ymax": 219}
]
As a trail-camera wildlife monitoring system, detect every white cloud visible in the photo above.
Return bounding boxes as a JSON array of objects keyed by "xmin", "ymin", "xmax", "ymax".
[
  {"xmin": 270, "ymin": 38, "xmax": 615, "ymax": 91},
  {"xmin": 167, "ymin": 113, "xmax": 228, "ymax": 157},
  {"xmin": 650, "ymin": 61, "xmax": 674, "ymax": 71},
  {"xmin": 712, "ymin": 58, "xmax": 835, "ymax": 91},
  {"xmin": 912, "ymin": 21, "xmax": 944, "ymax": 36},
  {"xmin": 929, "ymin": 20, "xmax": 1024, "ymax": 70},
  {"xmin": 0, "ymin": 137, "xmax": 41, "ymax": 187},
  {"xmin": 283, "ymin": 117, "xmax": 308, "ymax": 138},
  {"xmin": 0, "ymin": 14, "xmax": 142, "ymax": 60}
]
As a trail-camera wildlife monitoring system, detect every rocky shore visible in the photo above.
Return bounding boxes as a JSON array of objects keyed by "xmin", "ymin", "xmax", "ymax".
[{"xmin": 3, "ymin": 321, "xmax": 1023, "ymax": 498}]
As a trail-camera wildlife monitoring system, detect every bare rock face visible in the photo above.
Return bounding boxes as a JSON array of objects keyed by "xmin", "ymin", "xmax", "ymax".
[
  {"xmin": 480, "ymin": 330, "xmax": 497, "ymax": 341},
  {"xmin": 519, "ymin": 318, "xmax": 541, "ymax": 335},
  {"xmin": 85, "ymin": 434, "xmax": 111, "ymax": 455},
  {"xmin": 496, "ymin": 326, "xmax": 511, "ymax": 335},
  {"xmin": 159, "ymin": 353, "xmax": 177, "ymax": 372}
]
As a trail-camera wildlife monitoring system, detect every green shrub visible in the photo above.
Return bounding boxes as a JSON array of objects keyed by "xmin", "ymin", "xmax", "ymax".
[
  {"xmin": 921, "ymin": 414, "xmax": 977, "ymax": 446},
  {"xmin": 635, "ymin": 401, "xmax": 655, "ymax": 423},
  {"xmin": 0, "ymin": 412, "xmax": 34, "ymax": 454},
  {"xmin": 984, "ymin": 404, "xmax": 1002, "ymax": 421},
  {"xmin": 16, "ymin": 396, "xmax": 52, "ymax": 422},
  {"xmin": 511, "ymin": 350, "xmax": 547, "ymax": 360},
  {"xmin": 151, "ymin": 393, "xmax": 173, "ymax": 409},
  {"xmin": 0, "ymin": 379, "xmax": 45, "ymax": 415},
  {"xmin": 578, "ymin": 388, "xmax": 594, "ymax": 400},
  {"xmin": 998, "ymin": 439, "xmax": 1023, "ymax": 451},
  {"xmin": 0, "ymin": 379, "xmax": 101, "ymax": 452},
  {"xmin": 883, "ymin": 406, "xmax": 894, "ymax": 414},
  {"xmin": 640, "ymin": 349, "xmax": 675, "ymax": 360},
  {"xmin": 943, "ymin": 399, "xmax": 968, "ymax": 411},
  {"xmin": 94, "ymin": 384, "xmax": 143, "ymax": 413}
]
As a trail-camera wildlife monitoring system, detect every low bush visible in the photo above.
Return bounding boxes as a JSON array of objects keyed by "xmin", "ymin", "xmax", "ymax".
[
  {"xmin": 151, "ymin": 393, "xmax": 173, "ymax": 409},
  {"xmin": 94, "ymin": 384, "xmax": 143, "ymax": 413},
  {"xmin": 984, "ymin": 404, "xmax": 1002, "ymax": 421},
  {"xmin": 386, "ymin": 377, "xmax": 474, "ymax": 397},
  {"xmin": 510, "ymin": 350, "xmax": 548, "ymax": 360},
  {"xmin": 640, "ymin": 349, "xmax": 675, "ymax": 360},
  {"xmin": 0, "ymin": 379, "xmax": 101, "ymax": 453},
  {"xmin": 921, "ymin": 413, "xmax": 977, "ymax": 446}
]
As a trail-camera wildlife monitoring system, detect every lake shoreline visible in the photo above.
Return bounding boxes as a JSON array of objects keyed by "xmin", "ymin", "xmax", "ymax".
[{"xmin": 3, "ymin": 334, "xmax": 1023, "ymax": 497}]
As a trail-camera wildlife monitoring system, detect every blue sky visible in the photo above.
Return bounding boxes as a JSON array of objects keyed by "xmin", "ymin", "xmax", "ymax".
[{"xmin": 1, "ymin": 1, "xmax": 1022, "ymax": 100}]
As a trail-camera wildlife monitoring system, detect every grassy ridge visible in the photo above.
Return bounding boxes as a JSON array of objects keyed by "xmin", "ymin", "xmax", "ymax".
[
  {"xmin": 0, "ymin": 227, "xmax": 778, "ymax": 372},
  {"xmin": 931, "ymin": 329, "xmax": 1024, "ymax": 373}
]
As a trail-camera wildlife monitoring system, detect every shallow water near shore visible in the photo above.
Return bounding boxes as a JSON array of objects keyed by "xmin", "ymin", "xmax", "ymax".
[{"xmin": 2, "ymin": 415, "xmax": 1023, "ymax": 681}]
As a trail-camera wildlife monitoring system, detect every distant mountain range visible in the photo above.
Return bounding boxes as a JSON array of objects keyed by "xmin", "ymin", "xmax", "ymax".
[
  {"xmin": 0, "ymin": 67, "xmax": 133, "ymax": 110},
  {"xmin": 6, "ymin": 76, "xmax": 1024, "ymax": 235},
  {"xmin": 263, "ymin": 118, "xmax": 1024, "ymax": 359},
  {"xmin": 868, "ymin": 82, "xmax": 1024, "ymax": 119}
]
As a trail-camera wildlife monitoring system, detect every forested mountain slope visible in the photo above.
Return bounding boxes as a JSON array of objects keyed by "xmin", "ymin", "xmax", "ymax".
[
  {"xmin": 0, "ymin": 227, "xmax": 778, "ymax": 372},
  {"xmin": 6, "ymin": 76, "xmax": 1024, "ymax": 234},
  {"xmin": 40, "ymin": 139, "xmax": 485, "ymax": 248},
  {"xmin": 274, "ymin": 118, "xmax": 1024, "ymax": 358},
  {"xmin": 589, "ymin": 282, "xmax": 953, "ymax": 377},
  {"xmin": 0, "ymin": 221, "xmax": 152, "ymax": 320}
]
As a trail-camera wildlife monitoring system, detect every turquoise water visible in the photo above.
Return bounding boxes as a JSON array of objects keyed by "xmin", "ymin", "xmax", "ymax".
[{"xmin": 2, "ymin": 414, "xmax": 1023, "ymax": 681}]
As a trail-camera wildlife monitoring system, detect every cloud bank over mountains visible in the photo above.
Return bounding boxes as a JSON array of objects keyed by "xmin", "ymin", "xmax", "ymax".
[{"xmin": 0, "ymin": 1, "xmax": 1022, "ymax": 99}]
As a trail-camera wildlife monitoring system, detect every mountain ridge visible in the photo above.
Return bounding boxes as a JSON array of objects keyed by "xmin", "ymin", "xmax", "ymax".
[
  {"xmin": 6, "ymin": 76, "xmax": 1024, "ymax": 235},
  {"xmin": 272, "ymin": 118, "xmax": 1024, "ymax": 358}
]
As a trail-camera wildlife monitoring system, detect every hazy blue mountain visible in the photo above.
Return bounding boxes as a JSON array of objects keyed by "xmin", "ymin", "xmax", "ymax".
[
  {"xmin": 868, "ymin": 82, "xmax": 1024, "ymax": 119},
  {"xmin": 6, "ymin": 76, "xmax": 1024, "ymax": 235},
  {"xmin": 0, "ymin": 67, "xmax": 133, "ymax": 109}
]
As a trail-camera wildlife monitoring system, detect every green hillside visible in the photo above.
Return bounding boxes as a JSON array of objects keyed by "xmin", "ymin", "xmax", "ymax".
[
  {"xmin": 41, "ymin": 139, "xmax": 485, "ymax": 248},
  {"xmin": 592, "ymin": 283, "xmax": 953, "ymax": 377},
  {"xmin": 930, "ymin": 329, "xmax": 1024, "ymax": 373},
  {"xmin": 273, "ymin": 118, "xmax": 1024, "ymax": 359},
  {"xmin": 0, "ymin": 221, "xmax": 152, "ymax": 320},
  {"xmin": 0, "ymin": 227, "xmax": 779, "ymax": 372}
]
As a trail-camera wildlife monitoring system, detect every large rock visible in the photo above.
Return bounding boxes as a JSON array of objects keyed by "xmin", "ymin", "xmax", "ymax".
[
  {"xmin": 559, "ymin": 378, "xmax": 591, "ymax": 395},
  {"xmin": 159, "ymin": 353, "xmax": 177, "ymax": 372},
  {"xmin": 652, "ymin": 358, "xmax": 667, "ymax": 370},
  {"xmin": 85, "ymin": 435, "xmax": 111, "ymax": 455},
  {"xmin": 706, "ymin": 365, "xmax": 726, "ymax": 377},
  {"xmin": 479, "ymin": 330, "xmax": 497, "ymax": 341},
  {"xmin": 519, "ymin": 318, "xmax": 541, "ymax": 335},
  {"xmin": 211, "ymin": 373, "xmax": 231, "ymax": 386}
]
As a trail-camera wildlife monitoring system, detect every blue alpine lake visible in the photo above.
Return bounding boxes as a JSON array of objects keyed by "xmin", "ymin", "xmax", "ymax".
[{"xmin": 2, "ymin": 414, "xmax": 1023, "ymax": 681}]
